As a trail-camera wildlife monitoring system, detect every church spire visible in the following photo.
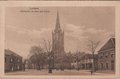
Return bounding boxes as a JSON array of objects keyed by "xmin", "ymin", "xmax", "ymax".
[{"xmin": 55, "ymin": 11, "xmax": 61, "ymax": 31}]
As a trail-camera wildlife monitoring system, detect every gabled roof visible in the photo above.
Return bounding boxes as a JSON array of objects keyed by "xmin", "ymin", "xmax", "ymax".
[
  {"xmin": 96, "ymin": 37, "xmax": 115, "ymax": 53},
  {"xmin": 5, "ymin": 49, "xmax": 22, "ymax": 58}
]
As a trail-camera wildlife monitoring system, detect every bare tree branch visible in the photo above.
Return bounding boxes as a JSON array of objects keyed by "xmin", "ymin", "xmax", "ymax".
[
  {"xmin": 42, "ymin": 39, "xmax": 52, "ymax": 53},
  {"xmin": 87, "ymin": 40, "xmax": 100, "ymax": 53}
]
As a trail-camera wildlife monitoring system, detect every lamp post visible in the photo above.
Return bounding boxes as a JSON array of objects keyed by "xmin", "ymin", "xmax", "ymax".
[
  {"xmin": 91, "ymin": 41, "xmax": 95, "ymax": 74},
  {"xmin": 91, "ymin": 52, "xmax": 94, "ymax": 75},
  {"xmin": 48, "ymin": 56, "xmax": 51, "ymax": 73},
  {"xmin": 48, "ymin": 52, "xmax": 54, "ymax": 73}
]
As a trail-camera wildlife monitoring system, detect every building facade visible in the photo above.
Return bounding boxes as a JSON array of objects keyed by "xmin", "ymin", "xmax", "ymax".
[
  {"xmin": 79, "ymin": 54, "xmax": 98, "ymax": 71},
  {"xmin": 97, "ymin": 37, "xmax": 115, "ymax": 71},
  {"xmin": 5, "ymin": 49, "xmax": 23, "ymax": 72},
  {"xmin": 52, "ymin": 12, "xmax": 65, "ymax": 69}
]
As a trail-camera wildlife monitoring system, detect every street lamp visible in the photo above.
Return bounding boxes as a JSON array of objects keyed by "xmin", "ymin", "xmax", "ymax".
[{"xmin": 48, "ymin": 52, "xmax": 54, "ymax": 73}]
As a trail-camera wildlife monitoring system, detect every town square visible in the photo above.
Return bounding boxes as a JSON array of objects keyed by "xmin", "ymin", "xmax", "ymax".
[{"xmin": 5, "ymin": 7, "xmax": 115, "ymax": 75}]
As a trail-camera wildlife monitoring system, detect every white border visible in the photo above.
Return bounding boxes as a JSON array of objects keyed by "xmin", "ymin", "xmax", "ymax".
[{"xmin": 0, "ymin": 1, "xmax": 120, "ymax": 79}]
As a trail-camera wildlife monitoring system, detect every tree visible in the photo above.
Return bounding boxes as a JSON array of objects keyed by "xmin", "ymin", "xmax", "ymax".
[
  {"xmin": 42, "ymin": 39, "xmax": 54, "ymax": 73},
  {"xmin": 64, "ymin": 52, "xmax": 74, "ymax": 70},
  {"xmin": 87, "ymin": 40, "xmax": 99, "ymax": 72},
  {"xmin": 43, "ymin": 39, "xmax": 52, "ymax": 53},
  {"xmin": 29, "ymin": 46, "xmax": 47, "ymax": 70}
]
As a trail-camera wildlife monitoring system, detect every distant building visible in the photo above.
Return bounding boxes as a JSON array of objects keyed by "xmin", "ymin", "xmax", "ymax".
[
  {"xmin": 52, "ymin": 11, "xmax": 65, "ymax": 69},
  {"xmin": 70, "ymin": 52, "xmax": 86, "ymax": 70},
  {"xmin": 97, "ymin": 37, "xmax": 115, "ymax": 71},
  {"xmin": 5, "ymin": 49, "xmax": 23, "ymax": 72},
  {"xmin": 79, "ymin": 54, "xmax": 98, "ymax": 70}
]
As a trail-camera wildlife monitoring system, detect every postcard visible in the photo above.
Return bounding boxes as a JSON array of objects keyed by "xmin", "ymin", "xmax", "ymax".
[{"xmin": 0, "ymin": 1, "xmax": 120, "ymax": 79}]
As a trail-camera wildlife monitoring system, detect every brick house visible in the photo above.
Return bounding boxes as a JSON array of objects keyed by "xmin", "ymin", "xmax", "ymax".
[
  {"xmin": 5, "ymin": 49, "xmax": 23, "ymax": 72},
  {"xmin": 97, "ymin": 37, "xmax": 115, "ymax": 71}
]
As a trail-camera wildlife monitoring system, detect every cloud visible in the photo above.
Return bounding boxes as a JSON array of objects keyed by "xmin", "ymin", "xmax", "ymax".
[
  {"xmin": 64, "ymin": 24, "xmax": 86, "ymax": 40},
  {"xmin": 6, "ymin": 23, "xmax": 114, "ymax": 56},
  {"xmin": 63, "ymin": 23, "xmax": 113, "ymax": 52},
  {"xmin": 104, "ymin": 32, "xmax": 115, "ymax": 37},
  {"xmin": 85, "ymin": 28, "xmax": 105, "ymax": 34},
  {"xmin": 6, "ymin": 25, "xmax": 52, "ymax": 42},
  {"xmin": 64, "ymin": 23, "xmax": 107, "ymax": 41},
  {"xmin": 6, "ymin": 25, "xmax": 53, "ymax": 58},
  {"xmin": 64, "ymin": 24, "xmax": 87, "ymax": 52}
]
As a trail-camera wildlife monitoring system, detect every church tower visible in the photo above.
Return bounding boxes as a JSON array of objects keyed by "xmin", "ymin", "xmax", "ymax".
[{"xmin": 52, "ymin": 11, "xmax": 65, "ymax": 68}]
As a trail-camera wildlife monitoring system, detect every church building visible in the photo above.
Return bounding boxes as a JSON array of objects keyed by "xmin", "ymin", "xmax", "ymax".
[{"xmin": 52, "ymin": 12, "xmax": 65, "ymax": 70}]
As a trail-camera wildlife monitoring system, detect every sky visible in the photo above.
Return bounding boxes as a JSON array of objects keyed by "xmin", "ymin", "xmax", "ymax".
[{"xmin": 5, "ymin": 7, "xmax": 115, "ymax": 59}]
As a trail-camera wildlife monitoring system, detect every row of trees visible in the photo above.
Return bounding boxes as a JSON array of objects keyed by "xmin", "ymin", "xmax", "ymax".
[
  {"xmin": 28, "ymin": 39, "xmax": 100, "ymax": 72},
  {"xmin": 28, "ymin": 46, "xmax": 88, "ymax": 70},
  {"xmin": 29, "ymin": 46, "xmax": 48, "ymax": 70},
  {"xmin": 28, "ymin": 39, "xmax": 51, "ymax": 70}
]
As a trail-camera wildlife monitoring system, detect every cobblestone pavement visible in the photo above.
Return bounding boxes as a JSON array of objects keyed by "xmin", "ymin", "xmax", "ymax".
[{"xmin": 5, "ymin": 69, "xmax": 115, "ymax": 75}]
